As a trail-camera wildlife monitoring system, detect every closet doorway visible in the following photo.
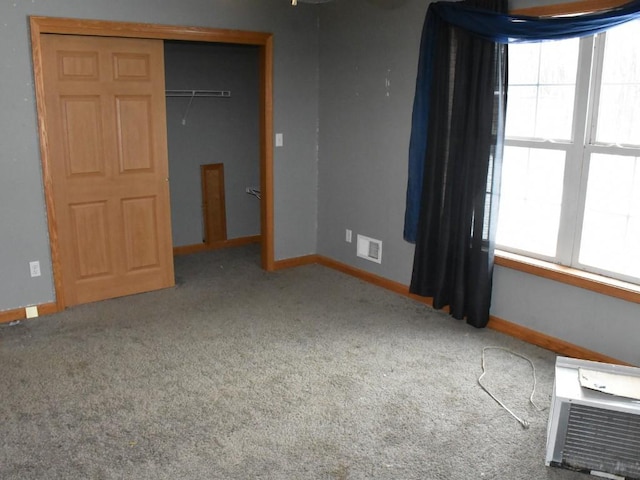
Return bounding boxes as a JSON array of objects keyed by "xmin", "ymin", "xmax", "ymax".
[
  {"xmin": 164, "ymin": 41, "xmax": 261, "ymax": 254},
  {"xmin": 30, "ymin": 16, "xmax": 274, "ymax": 311}
]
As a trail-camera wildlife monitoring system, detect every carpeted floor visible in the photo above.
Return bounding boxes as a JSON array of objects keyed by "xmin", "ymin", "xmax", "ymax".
[{"xmin": 0, "ymin": 245, "xmax": 588, "ymax": 479}]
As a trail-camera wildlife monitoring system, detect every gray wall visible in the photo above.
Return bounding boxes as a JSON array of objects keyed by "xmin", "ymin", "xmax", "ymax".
[
  {"xmin": 2, "ymin": 0, "xmax": 638, "ymax": 366},
  {"xmin": 164, "ymin": 42, "xmax": 260, "ymax": 247},
  {"xmin": 317, "ymin": 0, "xmax": 640, "ymax": 366},
  {"xmin": 317, "ymin": 0, "xmax": 422, "ymax": 283},
  {"xmin": 0, "ymin": 0, "xmax": 319, "ymax": 311}
]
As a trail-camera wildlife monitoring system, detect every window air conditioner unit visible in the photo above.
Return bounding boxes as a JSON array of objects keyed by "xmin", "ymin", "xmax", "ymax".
[{"xmin": 546, "ymin": 356, "xmax": 640, "ymax": 479}]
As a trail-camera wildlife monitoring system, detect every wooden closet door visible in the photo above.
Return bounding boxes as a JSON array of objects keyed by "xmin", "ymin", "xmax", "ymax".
[{"xmin": 41, "ymin": 34, "xmax": 174, "ymax": 306}]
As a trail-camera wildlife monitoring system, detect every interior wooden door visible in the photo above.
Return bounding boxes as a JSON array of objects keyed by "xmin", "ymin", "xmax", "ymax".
[
  {"xmin": 201, "ymin": 163, "xmax": 227, "ymax": 244},
  {"xmin": 41, "ymin": 34, "xmax": 174, "ymax": 306}
]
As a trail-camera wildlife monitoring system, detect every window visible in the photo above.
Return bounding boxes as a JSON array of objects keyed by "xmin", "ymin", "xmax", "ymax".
[{"xmin": 496, "ymin": 19, "xmax": 640, "ymax": 286}]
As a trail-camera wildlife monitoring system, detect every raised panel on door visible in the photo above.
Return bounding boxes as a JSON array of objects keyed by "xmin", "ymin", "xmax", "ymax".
[
  {"xmin": 115, "ymin": 95, "xmax": 154, "ymax": 173},
  {"xmin": 41, "ymin": 33, "xmax": 174, "ymax": 307},
  {"xmin": 121, "ymin": 196, "xmax": 160, "ymax": 271},
  {"xmin": 112, "ymin": 53, "xmax": 152, "ymax": 81},
  {"xmin": 60, "ymin": 96, "xmax": 105, "ymax": 177},
  {"xmin": 58, "ymin": 51, "xmax": 99, "ymax": 80},
  {"xmin": 69, "ymin": 201, "xmax": 113, "ymax": 279}
]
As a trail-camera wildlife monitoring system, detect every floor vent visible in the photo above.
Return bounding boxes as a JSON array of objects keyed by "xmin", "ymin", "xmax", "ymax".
[{"xmin": 356, "ymin": 234, "xmax": 382, "ymax": 264}]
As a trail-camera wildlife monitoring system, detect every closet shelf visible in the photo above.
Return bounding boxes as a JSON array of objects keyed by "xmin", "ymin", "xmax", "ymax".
[
  {"xmin": 166, "ymin": 90, "xmax": 232, "ymax": 125},
  {"xmin": 165, "ymin": 89, "xmax": 231, "ymax": 98}
]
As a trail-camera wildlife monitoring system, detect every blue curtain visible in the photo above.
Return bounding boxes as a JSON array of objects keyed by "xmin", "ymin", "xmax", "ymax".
[
  {"xmin": 405, "ymin": 0, "xmax": 640, "ymax": 328},
  {"xmin": 405, "ymin": 0, "xmax": 640, "ymax": 244}
]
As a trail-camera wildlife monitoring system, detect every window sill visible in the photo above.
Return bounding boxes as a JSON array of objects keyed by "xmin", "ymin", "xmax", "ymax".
[{"xmin": 494, "ymin": 250, "xmax": 640, "ymax": 305}]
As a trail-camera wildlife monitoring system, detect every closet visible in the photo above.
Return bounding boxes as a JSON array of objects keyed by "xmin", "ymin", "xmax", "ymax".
[{"xmin": 164, "ymin": 41, "xmax": 261, "ymax": 252}]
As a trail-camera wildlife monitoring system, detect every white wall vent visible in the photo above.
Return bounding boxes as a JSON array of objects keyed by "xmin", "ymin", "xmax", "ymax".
[
  {"xmin": 546, "ymin": 357, "xmax": 640, "ymax": 480},
  {"xmin": 356, "ymin": 234, "xmax": 382, "ymax": 264}
]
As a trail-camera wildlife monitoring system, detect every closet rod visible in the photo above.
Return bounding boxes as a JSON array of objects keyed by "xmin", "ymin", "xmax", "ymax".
[{"xmin": 165, "ymin": 89, "xmax": 231, "ymax": 98}]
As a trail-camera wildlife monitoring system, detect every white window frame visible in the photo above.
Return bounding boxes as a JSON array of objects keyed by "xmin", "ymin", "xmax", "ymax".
[
  {"xmin": 498, "ymin": 29, "xmax": 640, "ymax": 287},
  {"xmin": 573, "ymin": 32, "xmax": 640, "ymax": 284}
]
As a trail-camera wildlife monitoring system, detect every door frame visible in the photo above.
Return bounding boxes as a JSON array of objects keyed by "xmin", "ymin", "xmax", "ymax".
[{"xmin": 30, "ymin": 16, "xmax": 275, "ymax": 311}]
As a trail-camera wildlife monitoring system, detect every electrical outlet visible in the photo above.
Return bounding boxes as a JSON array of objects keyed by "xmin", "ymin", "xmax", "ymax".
[
  {"xmin": 346, "ymin": 229, "xmax": 352, "ymax": 243},
  {"xmin": 29, "ymin": 261, "xmax": 41, "ymax": 277}
]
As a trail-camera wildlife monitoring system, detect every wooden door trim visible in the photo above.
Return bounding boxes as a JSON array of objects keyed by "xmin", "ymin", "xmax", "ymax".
[{"xmin": 30, "ymin": 16, "xmax": 275, "ymax": 310}]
